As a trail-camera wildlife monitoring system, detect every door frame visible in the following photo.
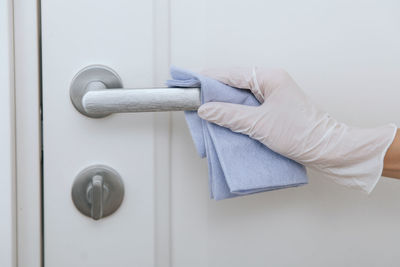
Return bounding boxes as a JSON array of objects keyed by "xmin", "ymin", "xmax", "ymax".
[
  {"xmin": 13, "ymin": 0, "xmax": 42, "ymax": 266},
  {"xmin": 1, "ymin": 0, "xmax": 16, "ymax": 266}
]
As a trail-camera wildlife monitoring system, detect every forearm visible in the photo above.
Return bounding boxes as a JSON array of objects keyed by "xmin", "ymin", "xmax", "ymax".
[{"xmin": 383, "ymin": 129, "xmax": 400, "ymax": 178}]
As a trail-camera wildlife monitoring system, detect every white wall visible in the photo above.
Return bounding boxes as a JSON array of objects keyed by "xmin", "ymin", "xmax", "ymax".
[
  {"xmin": 0, "ymin": 0, "xmax": 16, "ymax": 266},
  {"xmin": 170, "ymin": 0, "xmax": 400, "ymax": 266}
]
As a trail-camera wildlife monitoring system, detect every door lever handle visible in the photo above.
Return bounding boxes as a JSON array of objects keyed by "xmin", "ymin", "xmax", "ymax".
[{"xmin": 70, "ymin": 65, "xmax": 201, "ymax": 118}]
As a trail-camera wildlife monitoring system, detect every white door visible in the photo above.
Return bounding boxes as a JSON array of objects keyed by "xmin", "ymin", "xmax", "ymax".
[{"xmin": 42, "ymin": 0, "xmax": 400, "ymax": 266}]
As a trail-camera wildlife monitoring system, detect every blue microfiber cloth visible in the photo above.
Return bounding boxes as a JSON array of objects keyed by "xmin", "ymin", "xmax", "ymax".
[{"xmin": 167, "ymin": 66, "xmax": 308, "ymax": 200}]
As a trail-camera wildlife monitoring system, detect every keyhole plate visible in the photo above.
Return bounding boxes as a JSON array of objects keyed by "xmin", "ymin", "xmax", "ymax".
[{"xmin": 71, "ymin": 164, "xmax": 124, "ymax": 220}]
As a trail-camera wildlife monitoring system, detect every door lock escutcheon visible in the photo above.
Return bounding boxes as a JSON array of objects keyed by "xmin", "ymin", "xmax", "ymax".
[{"xmin": 71, "ymin": 165, "xmax": 124, "ymax": 220}]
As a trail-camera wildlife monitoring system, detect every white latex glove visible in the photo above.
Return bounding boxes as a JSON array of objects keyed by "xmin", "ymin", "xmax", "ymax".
[{"xmin": 198, "ymin": 67, "xmax": 397, "ymax": 193}]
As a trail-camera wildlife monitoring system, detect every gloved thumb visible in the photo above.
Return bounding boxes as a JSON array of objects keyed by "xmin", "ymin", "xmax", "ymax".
[{"xmin": 197, "ymin": 102, "xmax": 258, "ymax": 135}]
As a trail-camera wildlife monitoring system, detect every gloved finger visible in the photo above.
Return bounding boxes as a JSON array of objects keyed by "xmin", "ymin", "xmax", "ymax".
[
  {"xmin": 254, "ymin": 68, "xmax": 300, "ymax": 99},
  {"xmin": 197, "ymin": 102, "xmax": 258, "ymax": 135},
  {"xmin": 200, "ymin": 67, "xmax": 265, "ymax": 103},
  {"xmin": 200, "ymin": 67, "xmax": 252, "ymax": 89}
]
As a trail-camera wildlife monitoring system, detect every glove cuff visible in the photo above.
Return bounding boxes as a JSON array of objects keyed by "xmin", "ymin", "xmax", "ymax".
[{"xmin": 308, "ymin": 123, "xmax": 397, "ymax": 193}]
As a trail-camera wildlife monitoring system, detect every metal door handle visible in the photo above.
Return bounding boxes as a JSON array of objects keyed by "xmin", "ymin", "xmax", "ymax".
[{"xmin": 70, "ymin": 65, "xmax": 201, "ymax": 118}]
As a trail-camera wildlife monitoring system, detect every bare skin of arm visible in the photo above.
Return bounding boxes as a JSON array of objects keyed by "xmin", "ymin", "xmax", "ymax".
[{"xmin": 383, "ymin": 129, "xmax": 400, "ymax": 178}]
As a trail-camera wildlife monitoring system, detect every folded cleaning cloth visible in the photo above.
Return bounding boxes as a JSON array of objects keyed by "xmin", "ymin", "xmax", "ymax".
[{"xmin": 167, "ymin": 66, "xmax": 308, "ymax": 200}]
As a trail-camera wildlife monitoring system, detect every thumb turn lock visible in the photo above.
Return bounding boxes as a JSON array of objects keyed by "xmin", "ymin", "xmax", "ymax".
[{"xmin": 71, "ymin": 165, "xmax": 124, "ymax": 220}]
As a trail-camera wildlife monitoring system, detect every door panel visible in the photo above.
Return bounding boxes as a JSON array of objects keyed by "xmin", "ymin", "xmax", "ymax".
[
  {"xmin": 170, "ymin": 0, "xmax": 400, "ymax": 267},
  {"xmin": 43, "ymin": 0, "xmax": 400, "ymax": 266}
]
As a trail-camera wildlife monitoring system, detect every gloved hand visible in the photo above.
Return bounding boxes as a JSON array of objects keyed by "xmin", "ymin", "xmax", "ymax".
[{"xmin": 198, "ymin": 67, "xmax": 397, "ymax": 193}]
